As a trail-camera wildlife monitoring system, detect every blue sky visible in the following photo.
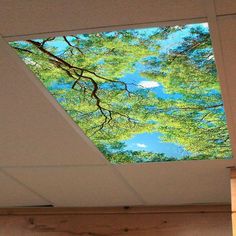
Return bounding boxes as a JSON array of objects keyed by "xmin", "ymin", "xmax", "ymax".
[{"xmin": 124, "ymin": 132, "xmax": 190, "ymax": 158}]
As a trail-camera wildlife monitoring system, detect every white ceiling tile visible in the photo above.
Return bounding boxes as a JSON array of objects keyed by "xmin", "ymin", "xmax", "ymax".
[
  {"xmin": 215, "ymin": 0, "xmax": 236, "ymax": 15},
  {"xmin": 0, "ymin": 0, "xmax": 206, "ymax": 40},
  {"xmin": 217, "ymin": 16, "xmax": 236, "ymax": 130},
  {"xmin": 4, "ymin": 166, "xmax": 143, "ymax": 207},
  {"xmin": 0, "ymin": 171, "xmax": 50, "ymax": 207},
  {"xmin": 116, "ymin": 160, "xmax": 233, "ymax": 205},
  {"xmin": 1, "ymin": 0, "xmax": 234, "ymax": 41}
]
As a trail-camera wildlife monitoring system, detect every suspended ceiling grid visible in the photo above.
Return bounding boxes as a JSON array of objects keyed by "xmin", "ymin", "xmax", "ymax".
[{"xmin": 0, "ymin": 0, "xmax": 236, "ymax": 207}]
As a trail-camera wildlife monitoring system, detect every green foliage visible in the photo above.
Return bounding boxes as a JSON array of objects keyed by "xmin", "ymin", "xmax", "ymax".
[
  {"xmin": 141, "ymin": 27, "xmax": 231, "ymax": 158},
  {"xmin": 10, "ymin": 24, "xmax": 232, "ymax": 163}
]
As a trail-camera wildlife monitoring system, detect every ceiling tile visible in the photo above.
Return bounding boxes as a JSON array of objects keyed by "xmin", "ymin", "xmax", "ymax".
[
  {"xmin": 116, "ymin": 160, "xmax": 233, "ymax": 205},
  {"xmin": 4, "ymin": 166, "xmax": 143, "ymax": 207},
  {"xmin": 0, "ymin": 171, "xmax": 49, "ymax": 207},
  {"xmin": 215, "ymin": 0, "xmax": 236, "ymax": 15},
  {"xmin": 0, "ymin": 0, "xmax": 206, "ymax": 40}
]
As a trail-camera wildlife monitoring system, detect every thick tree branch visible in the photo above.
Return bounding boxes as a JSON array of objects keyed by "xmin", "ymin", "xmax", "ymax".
[{"xmin": 26, "ymin": 39, "xmax": 135, "ymax": 96}]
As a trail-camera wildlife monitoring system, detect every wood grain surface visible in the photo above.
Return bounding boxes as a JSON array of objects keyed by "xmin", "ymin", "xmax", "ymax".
[{"xmin": 0, "ymin": 205, "xmax": 232, "ymax": 236}]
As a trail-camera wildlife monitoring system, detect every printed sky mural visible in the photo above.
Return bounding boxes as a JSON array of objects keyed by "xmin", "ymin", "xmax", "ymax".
[{"xmin": 10, "ymin": 23, "xmax": 232, "ymax": 163}]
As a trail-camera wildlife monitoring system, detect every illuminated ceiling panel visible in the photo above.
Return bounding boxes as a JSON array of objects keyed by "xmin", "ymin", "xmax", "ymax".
[{"xmin": 10, "ymin": 22, "xmax": 232, "ymax": 164}]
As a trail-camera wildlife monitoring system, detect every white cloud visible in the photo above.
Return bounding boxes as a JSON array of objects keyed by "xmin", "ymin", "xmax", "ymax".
[
  {"xmin": 201, "ymin": 23, "xmax": 209, "ymax": 28},
  {"xmin": 136, "ymin": 143, "xmax": 147, "ymax": 148},
  {"xmin": 138, "ymin": 81, "xmax": 160, "ymax": 89},
  {"xmin": 207, "ymin": 55, "xmax": 215, "ymax": 60},
  {"xmin": 25, "ymin": 58, "xmax": 37, "ymax": 66}
]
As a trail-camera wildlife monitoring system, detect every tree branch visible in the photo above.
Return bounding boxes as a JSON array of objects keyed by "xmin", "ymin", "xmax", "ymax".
[{"xmin": 63, "ymin": 36, "xmax": 84, "ymax": 55}]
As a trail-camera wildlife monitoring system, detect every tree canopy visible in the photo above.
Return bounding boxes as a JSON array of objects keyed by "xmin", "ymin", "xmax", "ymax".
[{"xmin": 10, "ymin": 24, "xmax": 232, "ymax": 163}]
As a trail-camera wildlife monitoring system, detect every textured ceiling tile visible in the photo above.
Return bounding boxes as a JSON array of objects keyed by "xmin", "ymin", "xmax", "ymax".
[
  {"xmin": 116, "ymin": 160, "xmax": 233, "ymax": 205},
  {"xmin": 0, "ymin": 0, "xmax": 206, "ymax": 39},
  {"xmin": 0, "ymin": 171, "xmax": 50, "ymax": 207},
  {"xmin": 4, "ymin": 166, "xmax": 143, "ymax": 207}
]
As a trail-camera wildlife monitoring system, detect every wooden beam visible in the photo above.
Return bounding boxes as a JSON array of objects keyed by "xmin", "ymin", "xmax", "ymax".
[
  {"xmin": 0, "ymin": 205, "xmax": 232, "ymax": 235},
  {"xmin": 231, "ymin": 168, "xmax": 236, "ymax": 235},
  {"xmin": 0, "ymin": 204, "xmax": 231, "ymax": 215}
]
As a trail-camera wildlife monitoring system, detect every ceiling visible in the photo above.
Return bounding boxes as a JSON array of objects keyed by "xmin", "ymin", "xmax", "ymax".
[{"xmin": 0, "ymin": 0, "xmax": 236, "ymax": 207}]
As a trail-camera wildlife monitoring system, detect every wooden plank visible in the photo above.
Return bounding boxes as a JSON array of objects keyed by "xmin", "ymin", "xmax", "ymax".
[
  {"xmin": 231, "ymin": 168, "xmax": 236, "ymax": 235},
  {"xmin": 0, "ymin": 205, "xmax": 232, "ymax": 236},
  {"xmin": 0, "ymin": 205, "xmax": 231, "ymax": 215}
]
